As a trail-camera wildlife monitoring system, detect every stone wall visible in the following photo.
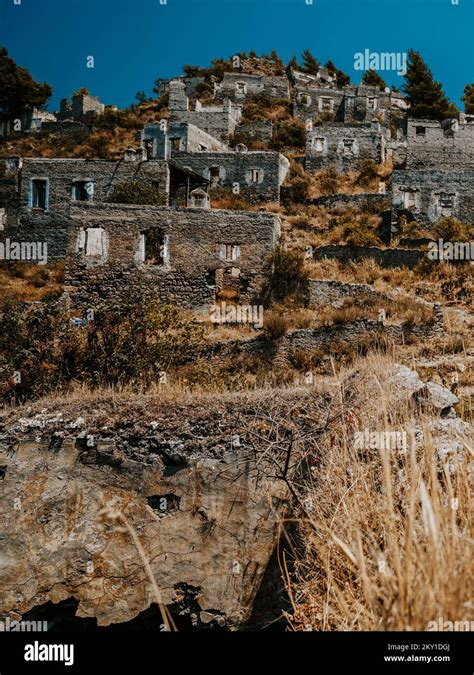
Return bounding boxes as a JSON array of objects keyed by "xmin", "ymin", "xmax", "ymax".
[
  {"xmin": 294, "ymin": 85, "xmax": 392, "ymax": 125},
  {"xmin": 306, "ymin": 122, "xmax": 386, "ymax": 173},
  {"xmin": 206, "ymin": 314, "xmax": 443, "ymax": 364},
  {"xmin": 307, "ymin": 279, "xmax": 383, "ymax": 308},
  {"xmin": 310, "ymin": 244, "xmax": 426, "ymax": 269},
  {"xmin": 216, "ymin": 73, "xmax": 290, "ymax": 102},
  {"xmin": 172, "ymin": 150, "xmax": 290, "ymax": 203},
  {"xmin": 392, "ymin": 169, "xmax": 474, "ymax": 225},
  {"xmin": 169, "ymin": 80, "xmax": 241, "ymax": 141},
  {"xmin": 233, "ymin": 120, "xmax": 273, "ymax": 144},
  {"xmin": 141, "ymin": 122, "xmax": 227, "ymax": 159},
  {"xmin": 0, "ymin": 207, "xmax": 71, "ymax": 262},
  {"xmin": 16, "ymin": 158, "xmax": 170, "ymax": 210},
  {"xmin": 406, "ymin": 118, "xmax": 474, "ymax": 170},
  {"xmin": 65, "ymin": 203, "xmax": 281, "ymax": 309}
]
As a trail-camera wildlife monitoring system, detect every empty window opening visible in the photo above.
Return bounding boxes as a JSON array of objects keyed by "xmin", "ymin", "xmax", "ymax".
[
  {"xmin": 367, "ymin": 97, "xmax": 377, "ymax": 110},
  {"xmin": 439, "ymin": 193, "xmax": 455, "ymax": 209},
  {"xmin": 209, "ymin": 167, "xmax": 220, "ymax": 186},
  {"xmin": 250, "ymin": 169, "xmax": 261, "ymax": 183},
  {"xmin": 170, "ymin": 138, "xmax": 181, "ymax": 153},
  {"xmin": 416, "ymin": 126, "xmax": 426, "ymax": 136},
  {"xmin": 140, "ymin": 230, "xmax": 168, "ymax": 266},
  {"xmin": 342, "ymin": 139, "xmax": 356, "ymax": 155},
  {"xmin": 403, "ymin": 191, "xmax": 418, "ymax": 209},
  {"xmin": 321, "ymin": 98, "xmax": 334, "ymax": 112},
  {"xmin": 236, "ymin": 82, "xmax": 247, "ymax": 95},
  {"xmin": 312, "ymin": 137, "xmax": 325, "ymax": 152},
  {"xmin": 72, "ymin": 180, "xmax": 93, "ymax": 201},
  {"xmin": 220, "ymin": 243, "xmax": 240, "ymax": 262},
  {"xmin": 31, "ymin": 179, "xmax": 47, "ymax": 209}
]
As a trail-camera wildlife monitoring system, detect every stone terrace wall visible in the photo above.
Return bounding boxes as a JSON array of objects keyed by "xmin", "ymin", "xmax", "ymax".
[
  {"xmin": 307, "ymin": 279, "xmax": 383, "ymax": 308},
  {"xmin": 205, "ymin": 314, "xmax": 443, "ymax": 364},
  {"xmin": 311, "ymin": 244, "xmax": 426, "ymax": 269},
  {"xmin": 65, "ymin": 203, "xmax": 281, "ymax": 309}
]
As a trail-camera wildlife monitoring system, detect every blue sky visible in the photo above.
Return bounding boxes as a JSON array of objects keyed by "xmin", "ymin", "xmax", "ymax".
[{"xmin": 0, "ymin": 0, "xmax": 472, "ymax": 110}]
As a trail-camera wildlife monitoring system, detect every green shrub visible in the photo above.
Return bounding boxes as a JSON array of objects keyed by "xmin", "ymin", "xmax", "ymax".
[{"xmin": 107, "ymin": 181, "xmax": 167, "ymax": 206}]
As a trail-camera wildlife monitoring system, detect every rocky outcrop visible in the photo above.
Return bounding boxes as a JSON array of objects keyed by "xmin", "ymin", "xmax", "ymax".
[{"xmin": 0, "ymin": 389, "xmax": 326, "ymax": 630}]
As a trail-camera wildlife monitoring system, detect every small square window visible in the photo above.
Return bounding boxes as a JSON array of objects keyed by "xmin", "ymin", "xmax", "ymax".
[
  {"xmin": 416, "ymin": 126, "xmax": 426, "ymax": 136},
  {"xmin": 438, "ymin": 193, "xmax": 455, "ymax": 209},
  {"xmin": 367, "ymin": 97, "xmax": 377, "ymax": 110},
  {"xmin": 72, "ymin": 180, "xmax": 93, "ymax": 201},
  {"xmin": 312, "ymin": 138, "xmax": 325, "ymax": 152}
]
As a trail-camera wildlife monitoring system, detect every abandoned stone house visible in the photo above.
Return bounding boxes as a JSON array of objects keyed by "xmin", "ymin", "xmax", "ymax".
[
  {"xmin": 405, "ymin": 116, "xmax": 474, "ymax": 170},
  {"xmin": 172, "ymin": 148, "xmax": 290, "ymax": 203},
  {"xmin": 293, "ymin": 85, "xmax": 395, "ymax": 125},
  {"xmin": 392, "ymin": 169, "xmax": 474, "ymax": 226},
  {"xmin": 58, "ymin": 93, "xmax": 106, "ymax": 123},
  {"xmin": 0, "ymin": 154, "xmax": 211, "ymax": 222},
  {"xmin": 306, "ymin": 120, "xmax": 386, "ymax": 173},
  {"xmin": 141, "ymin": 122, "xmax": 228, "ymax": 159},
  {"xmin": 214, "ymin": 73, "xmax": 290, "ymax": 102},
  {"xmin": 140, "ymin": 121, "xmax": 289, "ymax": 203},
  {"xmin": 168, "ymin": 80, "xmax": 242, "ymax": 142},
  {"xmin": 64, "ymin": 202, "xmax": 280, "ymax": 309},
  {"xmin": 288, "ymin": 66, "xmax": 337, "ymax": 89}
]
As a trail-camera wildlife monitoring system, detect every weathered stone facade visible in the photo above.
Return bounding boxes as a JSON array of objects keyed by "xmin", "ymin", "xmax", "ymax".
[
  {"xmin": 141, "ymin": 122, "xmax": 227, "ymax": 160},
  {"xmin": 294, "ymin": 85, "xmax": 394, "ymax": 125},
  {"xmin": 306, "ymin": 121, "xmax": 386, "ymax": 173},
  {"xmin": 14, "ymin": 158, "xmax": 170, "ymax": 210},
  {"xmin": 169, "ymin": 80, "xmax": 241, "ymax": 141},
  {"xmin": 172, "ymin": 150, "xmax": 290, "ymax": 203},
  {"xmin": 392, "ymin": 169, "xmax": 474, "ymax": 225},
  {"xmin": 65, "ymin": 202, "xmax": 280, "ymax": 310},
  {"xmin": 215, "ymin": 73, "xmax": 290, "ymax": 102},
  {"xmin": 405, "ymin": 117, "xmax": 474, "ymax": 170}
]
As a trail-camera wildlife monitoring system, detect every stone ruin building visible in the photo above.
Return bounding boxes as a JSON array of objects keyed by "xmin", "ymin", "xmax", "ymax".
[{"xmin": 1, "ymin": 65, "xmax": 473, "ymax": 314}]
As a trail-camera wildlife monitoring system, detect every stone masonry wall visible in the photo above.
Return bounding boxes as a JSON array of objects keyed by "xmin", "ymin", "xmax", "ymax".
[
  {"xmin": 65, "ymin": 203, "xmax": 281, "ymax": 310},
  {"xmin": 392, "ymin": 169, "xmax": 474, "ymax": 225},
  {"xmin": 216, "ymin": 73, "xmax": 290, "ymax": 102},
  {"xmin": 172, "ymin": 151, "xmax": 290, "ymax": 203},
  {"xmin": 406, "ymin": 118, "xmax": 474, "ymax": 170},
  {"xmin": 306, "ymin": 123, "xmax": 385, "ymax": 173},
  {"xmin": 17, "ymin": 158, "xmax": 170, "ymax": 210}
]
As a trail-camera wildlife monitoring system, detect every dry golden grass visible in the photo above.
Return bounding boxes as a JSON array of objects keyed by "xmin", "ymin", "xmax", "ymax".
[
  {"xmin": 283, "ymin": 353, "xmax": 473, "ymax": 631},
  {"xmin": 0, "ymin": 263, "xmax": 64, "ymax": 304}
]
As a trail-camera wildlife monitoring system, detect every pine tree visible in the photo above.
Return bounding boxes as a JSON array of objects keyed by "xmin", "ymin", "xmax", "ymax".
[
  {"xmin": 362, "ymin": 69, "xmax": 387, "ymax": 90},
  {"xmin": 0, "ymin": 47, "xmax": 52, "ymax": 117},
  {"xmin": 403, "ymin": 49, "xmax": 457, "ymax": 120},
  {"xmin": 301, "ymin": 50, "xmax": 319, "ymax": 75},
  {"xmin": 325, "ymin": 60, "xmax": 350, "ymax": 89},
  {"xmin": 462, "ymin": 84, "xmax": 474, "ymax": 114}
]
